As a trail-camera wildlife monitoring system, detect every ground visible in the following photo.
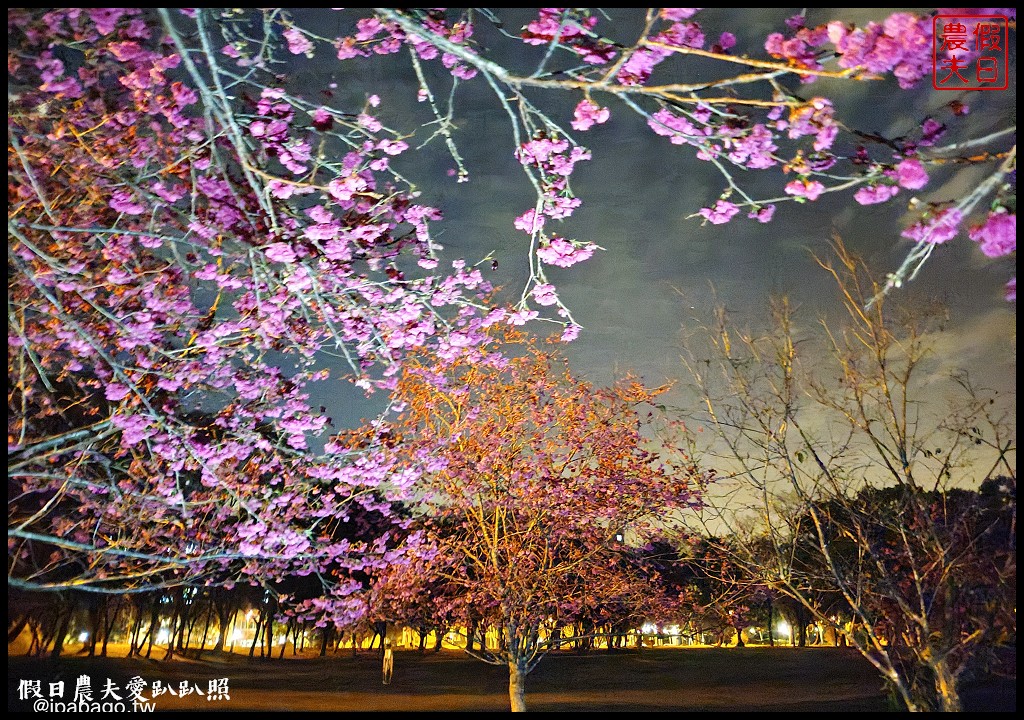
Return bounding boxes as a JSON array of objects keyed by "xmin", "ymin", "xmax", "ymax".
[{"xmin": 8, "ymin": 645, "xmax": 1016, "ymax": 712}]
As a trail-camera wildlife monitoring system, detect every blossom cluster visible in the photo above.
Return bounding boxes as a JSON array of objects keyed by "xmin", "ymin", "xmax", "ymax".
[
  {"xmin": 968, "ymin": 209, "xmax": 1016, "ymax": 258},
  {"xmin": 512, "ymin": 133, "xmax": 598, "ymax": 316},
  {"xmin": 621, "ymin": 8, "xmax": 1012, "ymax": 298},
  {"xmin": 7, "ymin": 7, "xmax": 504, "ymax": 610},
  {"xmin": 764, "ymin": 12, "xmax": 934, "ymax": 88},
  {"xmin": 520, "ymin": 8, "xmax": 617, "ymax": 64},
  {"xmin": 334, "ymin": 11, "xmax": 478, "ymax": 80},
  {"xmin": 514, "ymin": 134, "xmax": 591, "ymax": 223}
]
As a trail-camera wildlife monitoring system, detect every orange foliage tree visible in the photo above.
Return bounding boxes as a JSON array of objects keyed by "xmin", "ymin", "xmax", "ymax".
[{"xmin": 338, "ymin": 329, "xmax": 708, "ymax": 711}]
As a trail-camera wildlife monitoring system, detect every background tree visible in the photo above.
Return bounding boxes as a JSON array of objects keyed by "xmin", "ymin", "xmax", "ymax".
[
  {"xmin": 340, "ymin": 328, "xmax": 707, "ymax": 711},
  {"xmin": 675, "ymin": 536, "xmax": 759, "ymax": 647},
  {"xmin": 682, "ymin": 240, "xmax": 1016, "ymax": 710}
]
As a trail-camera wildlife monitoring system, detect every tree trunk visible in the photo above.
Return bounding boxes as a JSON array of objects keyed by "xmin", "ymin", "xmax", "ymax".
[
  {"xmin": 214, "ymin": 602, "xmax": 233, "ymax": 653},
  {"xmin": 163, "ymin": 594, "xmax": 179, "ymax": 660},
  {"xmin": 87, "ymin": 599, "xmax": 102, "ymax": 656},
  {"xmin": 185, "ymin": 609, "xmax": 197, "ymax": 652},
  {"xmin": 371, "ymin": 621, "xmax": 386, "ymax": 652},
  {"xmin": 197, "ymin": 606, "xmax": 213, "ymax": 658},
  {"xmin": 101, "ymin": 597, "xmax": 121, "ymax": 657},
  {"xmin": 319, "ymin": 627, "xmax": 331, "ymax": 657},
  {"xmin": 50, "ymin": 602, "xmax": 74, "ymax": 659},
  {"xmin": 933, "ymin": 658, "xmax": 963, "ymax": 712},
  {"xmin": 249, "ymin": 616, "xmax": 263, "ymax": 658},
  {"xmin": 508, "ymin": 661, "xmax": 528, "ymax": 712},
  {"xmin": 128, "ymin": 611, "xmax": 143, "ymax": 658},
  {"xmin": 28, "ymin": 619, "xmax": 42, "ymax": 655},
  {"xmin": 278, "ymin": 630, "xmax": 288, "ymax": 659},
  {"xmin": 228, "ymin": 613, "xmax": 238, "ymax": 652},
  {"xmin": 144, "ymin": 601, "xmax": 159, "ymax": 659},
  {"xmin": 466, "ymin": 619, "xmax": 477, "ymax": 653},
  {"xmin": 264, "ymin": 614, "xmax": 273, "ymax": 659},
  {"xmin": 174, "ymin": 591, "xmax": 188, "ymax": 653},
  {"xmin": 137, "ymin": 624, "xmax": 149, "ymax": 660},
  {"xmin": 8, "ymin": 615, "xmax": 28, "ymax": 644}
]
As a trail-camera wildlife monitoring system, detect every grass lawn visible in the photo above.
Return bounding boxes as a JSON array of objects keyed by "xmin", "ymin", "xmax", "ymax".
[{"xmin": 8, "ymin": 645, "xmax": 1015, "ymax": 712}]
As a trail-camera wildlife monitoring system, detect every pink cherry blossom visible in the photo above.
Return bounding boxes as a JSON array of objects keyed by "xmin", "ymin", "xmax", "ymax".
[
  {"xmin": 657, "ymin": 21, "xmax": 705, "ymax": 50},
  {"xmin": 560, "ymin": 323, "xmax": 581, "ymax": 342},
  {"xmin": 784, "ymin": 179, "xmax": 826, "ymax": 201},
  {"xmin": 895, "ymin": 158, "xmax": 928, "ymax": 190},
  {"xmin": 660, "ymin": 8, "xmax": 701, "ymax": 21},
  {"xmin": 617, "ymin": 47, "xmax": 669, "ymax": 85},
  {"xmin": 112, "ymin": 414, "xmax": 156, "ymax": 445},
  {"xmin": 507, "ymin": 308, "xmax": 540, "ymax": 325},
  {"xmin": 105, "ymin": 383, "xmax": 130, "ymax": 402},
  {"xmin": 537, "ymin": 238, "xmax": 597, "ymax": 268},
  {"xmin": 531, "ymin": 283, "xmax": 559, "ymax": 306},
  {"xmin": 919, "ymin": 117, "xmax": 946, "ymax": 146},
  {"xmin": 968, "ymin": 210, "xmax": 1016, "ymax": 258},
  {"xmin": 7, "ymin": 7, "xmax": 1016, "ymax": 653},
  {"xmin": 747, "ymin": 205, "xmax": 777, "ymax": 223},
  {"xmin": 647, "ymin": 109, "xmax": 698, "ymax": 144},
  {"xmin": 264, "ymin": 243, "xmax": 298, "ymax": 263},
  {"xmin": 571, "ymin": 99, "xmax": 611, "ymax": 131},
  {"xmin": 109, "ymin": 189, "xmax": 147, "ymax": 215},
  {"xmin": 699, "ymin": 200, "xmax": 740, "ymax": 224},
  {"xmin": 901, "ymin": 207, "xmax": 964, "ymax": 244},
  {"xmin": 514, "ymin": 209, "xmax": 545, "ymax": 234},
  {"xmin": 284, "ymin": 27, "xmax": 314, "ymax": 55},
  {"xmin": 854, "ymin": 184, "xmax": 900, "ymax": 205}
]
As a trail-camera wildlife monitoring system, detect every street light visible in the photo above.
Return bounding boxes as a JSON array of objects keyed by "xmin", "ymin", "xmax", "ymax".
[{"xmin": 777, "ymin": 620, "xmax": 790, "ymax": 639}]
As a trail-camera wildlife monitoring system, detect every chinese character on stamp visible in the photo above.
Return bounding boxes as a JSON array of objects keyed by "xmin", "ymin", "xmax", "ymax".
[{"xmin": 933, "ymin": 14, "xmax": 1009, "ymax": 90}]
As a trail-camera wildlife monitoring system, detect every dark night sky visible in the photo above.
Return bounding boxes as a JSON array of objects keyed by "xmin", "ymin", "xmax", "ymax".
[{"xmin": 306, "ymin": 8, "xmax": 1016, "ymax": 459}]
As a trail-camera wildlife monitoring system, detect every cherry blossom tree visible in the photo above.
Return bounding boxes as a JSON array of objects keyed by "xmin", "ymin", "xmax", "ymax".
[
  {"xmin": 7, "ymin": 7, "xmax": 1015, "ymax": 631},
  {"xmin": 8, "ymin": 7, "xmax": 499, "ymax": 607},
  {"xmin": 312, "ymin": 7, "xmax": 1014, "ymax": 305},
  {"xmin": 340, "ymin": 329, "xmax": 706, "ymax": 711}
]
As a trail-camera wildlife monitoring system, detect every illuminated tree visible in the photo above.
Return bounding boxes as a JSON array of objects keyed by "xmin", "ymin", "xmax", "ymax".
[
  {"xmin": 342, "ymin": 329, "xmax": 706, "ymax": 711},
  {"xmin": 7, "ymin": 8, "xmax": 498, "ymax": 605},
  {"xmin": 8, "ymin": 7, "xmax": 1015, "ymax": 630},
  {"xmin": 682, "ymin": 241, "xmax": 1016, "ymax": 711}
]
